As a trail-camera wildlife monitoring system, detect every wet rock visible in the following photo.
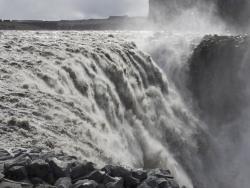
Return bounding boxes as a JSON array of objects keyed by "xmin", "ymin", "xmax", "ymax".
[
  {"xmin": 131, "ymin": 169, "xmax": 147, "ymax": 182},
  {"xmin": 147, "ymin": 168, "xmax": 173, "ymax": 180},
  {"xmin": 77, "ymin": 170, "xmax": 106, "ymax": 183},
  {"xmin": 138, "ymin": 177, "xmax": 165, "ymax": 188},
  {"xmin": 4, "ymin": 165, "xmax": 28, "ymax": 181},
  {"xmin": 139, "ymin": 176, "xmax": 179, "ymax": 188},
  {"xmin": 30, "ymin": 177, "xmax": 46, "ymax": 185},
  {"xmin": 102, "ymin": 165, "xmax": 137, "ymax": 186},
  {"xmin": 102, "ymin": 165, "xmax": 131, "ymax": 178},
  {"xmin": 0, "ymin": 179, "xmax": 32, "ymax": 188},
  {"xmin": 0, "ymin": 172, "xmax": 4, "ymax": 180},
  {"xmin": 103, "ymin": 175, "xmax": 119, "ymax": 185},
  {"xmin": 47, "ymin": 158, "xmax": 70, "ymax": 179},
  {"xmin": 0, "ymin": 148, "xmax": 181, "ymax": 188},
  {"xmin": 26, "ymin": 159, "xmax": 53, "ymax": 183},
  {"xmin": 124, "ymin": 176, "xmax": 139, "ymax": 188},
  {"xmin": 167, "ymin": 179, "xmax": 180, "ymax": 188},
  {"xmin": 70, "ymin": 162, "xmax": 96, "ymax": 180},
  {"xmin": 55, "ymin": 177, "xmax": 72, "ymax": 188},
  {"xmin": 105, "ymin": 177, "xmax": 124, "ymax": 188},
  {"xmin": 72, "ymin": 179, "xmax": 98, "ymax": 188},
  {"xmin": 0, "ymin": 149, "xmax": 12, "ymax": 161}
]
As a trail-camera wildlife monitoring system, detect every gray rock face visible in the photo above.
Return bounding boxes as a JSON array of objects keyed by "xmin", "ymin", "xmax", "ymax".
[{"xmin": 189, "ymin": 35, "xmax": 250, "ymax": 124}]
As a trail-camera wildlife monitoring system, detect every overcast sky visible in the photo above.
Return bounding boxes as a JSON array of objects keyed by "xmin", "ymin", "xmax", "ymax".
[{"xmin": 0, "ymin": 0, "xmax": 149, "ymax": 20}]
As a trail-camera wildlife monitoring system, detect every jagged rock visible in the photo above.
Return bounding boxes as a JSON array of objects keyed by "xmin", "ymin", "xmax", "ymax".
[
  {"xmin": 0, "ymin": 149, "xmax": 12, "ymax": 161},
  {"xmin": 102, "ymin": 165, "xmax": 131, "ymax": 178},
  {"xmin": 147, "ymin": 169, "xmax": 173, "ymax": 180},
  {"xmin": 138, "ymin": 177, "xmax": 167, "ymax": 188},
  {"xmin": 4, "ymin": 165, "xmax": 28, "ymax": 181},
  {"xmin": 167, "ymin": 179, "xmax": 180, "ymax": 188},
  {"xmin": 30, "ymin": 177, "xmax": 46, "ymax": 185},
  {"xmin": 131, "ymin": 169, "xmax": 147, "ymax": 182},
  {"xmin": 70, "ymin": 162, "xmax": 96, "ymax": 180},
  {"xmin": 76, "ymin": 170, "xmax": 106, "ymax": 183},
  {"xmin": 0, "ymin": 148, "xmax": 181, "ymax": 188},
  {"xmin": 102, "ymin": 166, "xmax": 139, "ymax": 188},
  {"xmin": 0, "ymin": 172, "xmax": 4, "ymax": 180},
  {"xmin": 124, "ymin": 175, "xmax": 139, "ymax": 188},
  {"xmin": 105, "ymin": 177, "xmax": 124, "ymax": 188},
  {"xmin": 72, "ymin": 179, "xmax": 98, "ymax": 188},
  {"xmin": 55, "ymin": 177, "xmax": 72, "ymax": 188},
  {"xmin": 47, "ymin": 158, "xmax": 70, "ymax": 179},
  {"xmin": 0, "ymin": 179, "xmax": 33, "ymax": 188},
  {"xmin": 102, "ymin": 174, "xmax": 118, "ymax": 185},
  {"xmin": 26, "ymin": 159, "xmax": 54, "ymax": 183}
]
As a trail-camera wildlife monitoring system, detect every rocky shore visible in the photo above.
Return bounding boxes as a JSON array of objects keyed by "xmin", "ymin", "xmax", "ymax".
[{"xmin": 0, "ymin": 148, "xmax": 182, "ymax": 188}]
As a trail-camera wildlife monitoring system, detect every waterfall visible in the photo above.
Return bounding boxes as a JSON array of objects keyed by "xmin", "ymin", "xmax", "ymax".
[{"xmin": 1, "ymin": 30, "xmax": 250, "ymax": 188}]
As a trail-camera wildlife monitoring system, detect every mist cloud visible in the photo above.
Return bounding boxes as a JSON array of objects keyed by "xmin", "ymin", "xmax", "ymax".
[{"xmin": 0, "ymin": 0, "xmax": 148, "ymax": 20}]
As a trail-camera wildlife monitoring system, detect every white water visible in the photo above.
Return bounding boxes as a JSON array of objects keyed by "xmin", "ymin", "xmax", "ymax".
[
  {"xmin": 0, "ymin": 31, "xmax": 202, "ymax": 188},
  {"xmin": 1, "ymin": 30, "xmax": 249, "ymax": 188}
]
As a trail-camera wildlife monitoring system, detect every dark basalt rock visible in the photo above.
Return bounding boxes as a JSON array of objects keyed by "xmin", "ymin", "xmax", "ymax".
[
  {"xmin": 73, "ymin": 179, "xmax": 98, "ymax": 188},
  {"xmin": 26, "ymin": 159, "xmax": 54, "ymax": 184},
  {"xmin": 0, "ymin": 148, "xmax": 182, "ymax": 188},
  {"xmin": 147, "ymin": 169, "xmax": 173, "ymax": 180},
  {"xmin": 189, "ymin": 35, "xmax": 250, "ymax": 124},
  {"xmin": 102, "ymin": 165, "xmax": 140, "ymax": 188},
  {"xmin": 0, "ymin": 179, "xmax": 33, "ymax": 188},
  {"xmin": 4, "ymin": 165, "xmax": 28, "ymax": 181},
  {"xmin": 102, "ymin": 165, "xmax": 131, "ymax": 179},
  {"xmin": 78, "ymin": 170, "xmax": 106, "ymax": 183},
  {"xmin": 139, "ymin": 176, "xmax": 179, "ymax": 188},
  {"xmin": 47, "ymin": 158, "xmax": 70, "ymax": 179},
  {"xmin": 105, "ymin": 177, "xmax": 124, "ymax": 188},
  {"xmin": 131, "ymin": 170, "xmax": 147, "ymax": 182},
  {"xmin": 70, "ymin": 162, "xmax": 96, "ymax": 180},
  {"xmin": 124, "ymin": 176, "xmax": 140, "ymax": 188},
  {"xmin": 55, "ymin": 177, "xmax": 72, "ymax": 188}
]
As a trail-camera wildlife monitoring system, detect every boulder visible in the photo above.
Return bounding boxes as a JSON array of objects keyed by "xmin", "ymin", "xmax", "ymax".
[
  {"xmin": 55, "ymin": 177, "xmax": 72, "ymax": 188},
  {"xmin": 138, "ymin": 177, "xmax": 168, "ymax": 188},
  {"xmin": 102, "ymin": 165, "xmax": 131, "ymax": 178},
  {"xmin": 0, "ymin": 179, "xmax": 33, "ymax": 188},
  {"xmin": 166, "ymin": 179, "xmax": 180, "ymax": 188},
  {"xmin": 124, "ymin": 176, "xmax": 140, "ymax": 188},
  {"xmin": 124, "ymin": 176, "xmax": 139, "ymax": 188},
  {"xmin": 131, "ymin": 169, "xmax": 147, "ymax": 182},
  {"xmin": 30, "ymin": 177, "xmax": 46, "ymax": 185},
  {"xmin": 0, "ymin": 172, "xmax": 4, "ymax": 180},
  {"xmin": 147, "ymin": 169, "xmax": 173, "ymax": 180},
  {"xmin": 26, "ymin": 160, "xmax": 54, "ymax": 183},
  {"xmin": 70, "ymin": 162, "xmax": 96, "ymax": 180},
  {"xmin": 4, "ymin": 165, "xmax": 28, "ymax": 181},
  {"xmin": 72, "ymin": 179, "xmax": 98, "ymax": 188},
  {"xmin": 105, "ymin": 177, "xmax": 124, "ymax": 188},
  {"xmin": 48, "ymin": 158, "xmax": 70, "ymax": 179},
  {"xmin": 77, "ymin": 170, "xmax": 106, "ymax": 183}
]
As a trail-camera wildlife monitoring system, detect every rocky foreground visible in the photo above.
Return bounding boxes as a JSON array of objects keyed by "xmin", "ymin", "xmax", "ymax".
[{"xmin": 0, "ymin": 148, "xmax": 181, "ymax": 188}]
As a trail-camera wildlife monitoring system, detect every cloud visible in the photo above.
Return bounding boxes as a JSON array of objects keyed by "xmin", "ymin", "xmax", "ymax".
[{"xmin": 0, "ymin": 0, "xmax": 148, "ymax": 20}]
